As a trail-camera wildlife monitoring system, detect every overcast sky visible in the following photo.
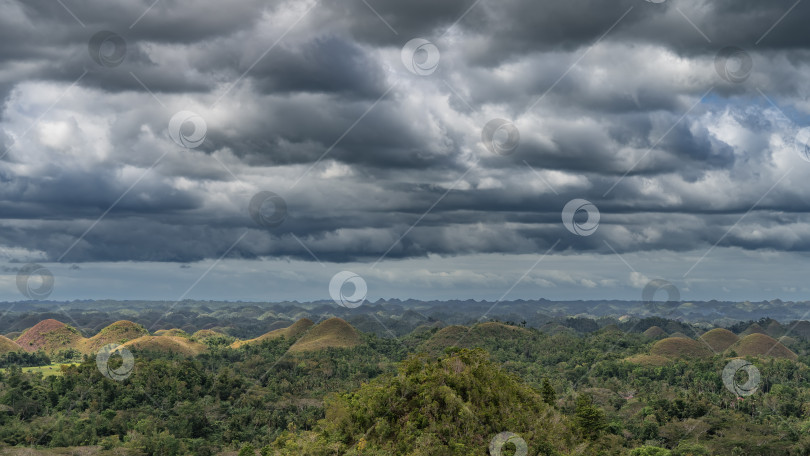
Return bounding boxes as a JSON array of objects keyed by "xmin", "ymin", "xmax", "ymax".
[{"xmin": 2, "ymin": 0, "xmax": 810, "ymax": 303}]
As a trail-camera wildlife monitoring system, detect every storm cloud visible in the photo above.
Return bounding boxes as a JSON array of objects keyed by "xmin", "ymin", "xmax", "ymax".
[{"xmin": 1, "ymin": 0, "xmax": 810, "ymax": 301}]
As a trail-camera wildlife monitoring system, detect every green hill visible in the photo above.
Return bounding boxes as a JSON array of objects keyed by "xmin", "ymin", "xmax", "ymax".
[
  {"xmin": 153, "ymin": 328, "xmax": 189, "ymax": 338},
  {"xmin": 121, "ymin": 335, "xmax": 207, "ymax": 356},
  {"xmin": 270, "ymin": 349, "xmax": 580, "ymax": 455},
  {"xmin": 79, "ymin": 320, "xmax": 149, "ymax": 353},
  {"xmin": 288, "ymin": 318, "xmax": 360, "ymax": 353},
  {"xmin": 419, "ymin": 322, "xmax": 532, "ymax": 354},
  {"xmin": 740, "ymin": 323, "xmax": 767, "ymax": 337},
  {"xmin": 0, "ymin": 335, "xmax": 21, "ymax": 354}
]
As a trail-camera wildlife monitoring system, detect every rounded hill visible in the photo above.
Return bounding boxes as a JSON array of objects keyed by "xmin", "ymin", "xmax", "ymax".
[
  {"xmin": 288, "ymin": 318, "xmax": 360, "ymax": 353},
  {"xmin": 650, "ymin": 337, "xmax": 712, "ymax": 359},
  {"xmin": 0, "ymin": 335, "xmax": 21, "ymax": 354},
  {"xmin": 15, "ymin": 319, "xmax": 82, "ymax": 353},
  {"xmin": 642, "ymin": 326, "xmax": 667, "ymax": 339},
  {"xmin": 230, "ymin": 318, "xmax": 314, "ymax": 349},
  {"xmin": 80, "ymin": 320, "xmax": 148, "ymax": 353},
  {"xmin": 699, "ymin": 328, "xmax": 739, "ymax": 352},
  {"xmin": 728, "ymin": 333, "xmax": 797, "ymax": 360}
]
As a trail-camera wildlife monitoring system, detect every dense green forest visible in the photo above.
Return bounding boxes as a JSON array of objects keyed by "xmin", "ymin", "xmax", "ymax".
[{"xmin": 3, "ymin": 319, "xmax": 810, "ymax": 455}]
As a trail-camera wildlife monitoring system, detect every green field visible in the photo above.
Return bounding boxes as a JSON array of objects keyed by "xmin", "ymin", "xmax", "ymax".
[{"xmin": 1, "ymin": 363, "xmax": 78, "ymax": 377}]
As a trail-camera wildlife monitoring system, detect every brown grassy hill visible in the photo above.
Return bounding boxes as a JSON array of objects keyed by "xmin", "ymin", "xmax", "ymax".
[
  {"xmin": 668, "ymin": 332, "xmax": 690, "ymax": 339},
  {"xmin": 650, "ymin": 337, "xmax": 713, "ymax": 359},
  {"xmin": 740, "ymin": 323, "xmax": 767, "ymax": 337},
  {"xmin": 699, "ymin": 328, "xmax": 739, "ymax": 352},
  {"xmin": 79, "ymin": 320, "xmax": 149, "ymax": 353},
  {"xmin": 154, "ymin": 328, "xmax": 189, "ymax": 338},
  {"xmin": 728, "ymin": 333, "xmax": 797, "ymax": 360},
  {"xmin": 765, "ymin": 321, "xmax": 785, "ymax": 338},
  {"xmin": 418, "ymin": 322, "xmax": 532, "ymax": 354},
  {"xmin": 642, "ymin": 326, "xmax": 667, "ymax": 339},
  {"xmin": 288, "ymin": 318, "xmax": 361, "ymax": 353},
  {"xmin": 230, "ymin": 318, "xmax": 315, "ymax": 349},
  {"xmin": 121, "ymin": 335, "xmax": 207, "ymax": 356},
  {"xmin": 789, "ymin": 321, "xmax": 810, "ymax": 339},
  {"xmin": 419, "ymin": 325, "xmax": 469, "ymax": 352},
  {"xmin": 0, "ymin": 335, "xmax": 21, "ymax": 354},
  {"xmin": 623, "ymin": 354, "xmax": 670, "ymax": 366},
  {"xmin": 15, "ymin": 319, "xmax": 82, "ymax": 353}
]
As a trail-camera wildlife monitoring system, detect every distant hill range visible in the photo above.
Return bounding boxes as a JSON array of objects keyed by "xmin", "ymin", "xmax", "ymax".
[
  {"xmin": 4, "ymin": 298, "xmax": 810, "ymax": 341},
  {"xmin": 2, "ymin": 315, "xmax": 809, "ymax": 363},
  {"xmin": 1, "ymin": 317, "xmax": 362, "ymax": 357}
]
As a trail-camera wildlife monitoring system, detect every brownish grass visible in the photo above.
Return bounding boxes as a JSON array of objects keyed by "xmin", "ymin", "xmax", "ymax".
[
  {"xmin": 78, "ymin": 320, "xmax": 149, "ymax": 354},
  {"xmin": 650, "ymin": 337, "xmax": 713, "ymax": 359},
  {"xmin": 642, "ymin": 326, "xmax": 667, "ymax": 339},
  {"xmin": 15, "ymin": 319, "xmax": 83, "ymax": 353},
  {"xmin": 0, "ymin": 334, "xmax": 21, "ymax": 354},
  {"xmin": 288, "ymin": 318, "xmax": 360, "ymax": 353},
  {"xmin": 230, "ymin": 318, "xmax": 315, "ymax": 349},
  {"xmin": 740, "ymin": 323, "xmax": 767, "ymax": 337},
  {"xmin": 153, "ymin": 328, "xmax": 189, "ymax": 338},
  {"xmin": 728, "ymin": 333, "xmax": 797, "ymax": 360},
  {"xmin": 699, "ymin": 328, "xmax": 739, "ymax": 352}
]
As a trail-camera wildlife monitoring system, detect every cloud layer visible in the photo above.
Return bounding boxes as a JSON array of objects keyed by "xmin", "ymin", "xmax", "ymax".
[{"xmin": 2, "ymin": 0, "xmax": 810, "ymax": 300}]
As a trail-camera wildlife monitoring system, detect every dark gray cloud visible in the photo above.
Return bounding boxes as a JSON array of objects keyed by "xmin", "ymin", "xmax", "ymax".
[{"xmin": 0, "ymin": 0, "xmax": 808, "ymax": 286}]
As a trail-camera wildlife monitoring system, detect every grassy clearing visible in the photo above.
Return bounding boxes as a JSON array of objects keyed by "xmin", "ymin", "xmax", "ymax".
[{"xmin": 0, "ymin": 363, "xmax": 78, "ymax": 377}]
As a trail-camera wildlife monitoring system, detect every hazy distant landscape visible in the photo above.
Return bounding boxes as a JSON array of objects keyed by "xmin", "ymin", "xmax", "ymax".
[{"xmin": 2, "ymin": 300, "xmax": 810, "ymax": 454}]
